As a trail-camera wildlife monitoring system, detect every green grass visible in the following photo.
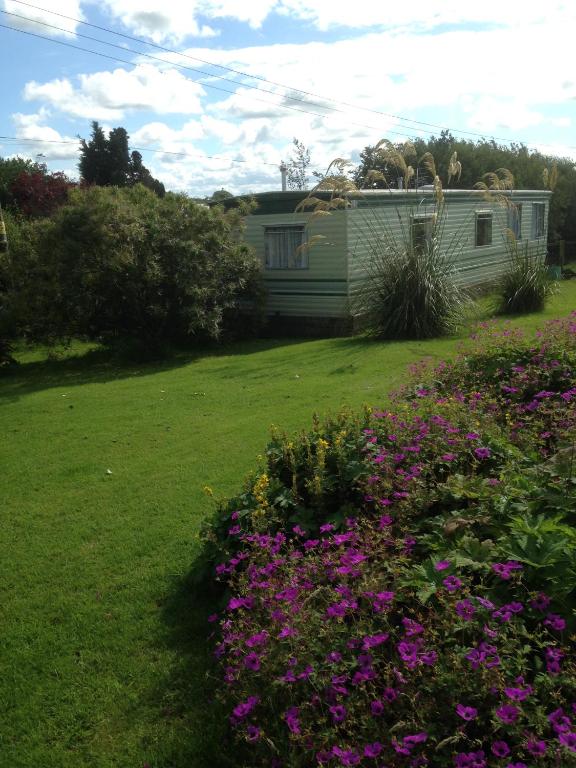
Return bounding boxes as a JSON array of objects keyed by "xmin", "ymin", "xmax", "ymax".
[{"xmin": 1, "ymin": 281, "xmax": 575, "ymax": 768}]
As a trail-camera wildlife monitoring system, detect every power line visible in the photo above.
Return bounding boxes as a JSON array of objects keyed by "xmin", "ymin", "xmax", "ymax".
[
  {"xmin": 6, "ymin": 0, "xmax": 575, "ymax": 150},
  {"xmin": 4, "ymin": 8, "xmax": 397, "ymax": 126},
  {"xmin": 7, "ymin": 0, "xmax": 465, "ymax": 137},
  {"xmin": 2, "ymin": 7, "xmax": 575, "ymax": 158},
  {"xmin": 0, "ymin": 134, "xmax": 289, "ymax": 168},
  {"xmin": 0, "ymin": 21, "xmax": 416, "ymax": 141}
]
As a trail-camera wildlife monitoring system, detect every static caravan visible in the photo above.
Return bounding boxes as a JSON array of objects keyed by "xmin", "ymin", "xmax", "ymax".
[{"xmin": 237, "ymin": 188, "xmax": 551, "ymax": 334}]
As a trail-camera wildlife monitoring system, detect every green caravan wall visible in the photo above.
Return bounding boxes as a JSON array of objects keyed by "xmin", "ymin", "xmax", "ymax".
[
  {"xmin": 244, "ymin": 210, "xmax": 349, "ymax": 318},
  {"xmin": 346, "ymin": 190, "xmax": 551, "ymax": 311}
]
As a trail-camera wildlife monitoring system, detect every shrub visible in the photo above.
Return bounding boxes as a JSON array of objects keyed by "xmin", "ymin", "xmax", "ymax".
[
  {"xmin": 355, "ymin": 234, "xmax": 466, "ymax": 339},
  {"xmin": 3, "ymin": 185, "xmax": 265, "ymax": 348},
  {"xmin": 203, "ymin": 313, "xmax": 576, "ymax": 766},
  {"xmin": 496, "ymin": 238, "xmax": 555, "ymax": 315},
  {"xmin": 214, "ymin": 519, "xmax": 575, "ymax": 767}
]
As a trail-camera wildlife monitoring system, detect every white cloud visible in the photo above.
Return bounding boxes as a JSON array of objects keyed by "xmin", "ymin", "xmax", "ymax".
[
  {"xmin": 88, "ymin": 0, "xmax": 576, "ymax": 43},
  {"xmin": 9, "ymin": 109, "xmax": 79, "ymax": 161},
  {"xmin": 23, "ymin": 64, "xmax": 205, "ymax": 120},
  {"xmin": 3, "ymin": 0, "xmax": 81, "ymax": 36},
  {"xmin": 275, "ymin": 0, "xmax": 573, "ymax": 31},
  {"xmin": 97, "ymin": 0, "xmax": 222, "ymax": 44}
]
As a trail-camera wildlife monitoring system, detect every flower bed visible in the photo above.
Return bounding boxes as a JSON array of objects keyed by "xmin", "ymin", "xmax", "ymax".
[{"xmin": 204, "ymin": 313, "xmax": 576, "ymax": 767}]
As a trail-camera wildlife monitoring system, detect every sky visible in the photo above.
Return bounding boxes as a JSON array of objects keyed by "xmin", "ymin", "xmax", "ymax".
[{"xmin": 1, "ymin": 0, "xmax": 575, "ymax": 197}]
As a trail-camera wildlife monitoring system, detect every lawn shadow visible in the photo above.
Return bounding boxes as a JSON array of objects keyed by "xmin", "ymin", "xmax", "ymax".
[
  {"xmin": 0, "ymin": 336, "xmax": 318, "ymax": 404},
  {"xmin": 147, "ymin": 571, "xmax": 240, "ymax": 768}
]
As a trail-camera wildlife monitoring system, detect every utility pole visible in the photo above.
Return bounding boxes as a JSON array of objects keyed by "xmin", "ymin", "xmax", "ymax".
[{"xmin": 0, "ymin": 204, "xmax": 8, "ymax": 253}]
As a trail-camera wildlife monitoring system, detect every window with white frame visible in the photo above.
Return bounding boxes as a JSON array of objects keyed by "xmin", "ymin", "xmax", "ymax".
[
  {"xmin": 475, "ymin": 211, "xmax": 493, "ymax": 247},
  {"xmin": 264, "ymin": 225, "xmax": 308, "ymax": 269},
  {"xmin": 507, "ymin": 203, "xmax": 522, "ymax": 240},
  {"xmin": 411, "ymin": 214, "xmax": 436, "ymax": 255},
  {"xmin": 532, "ymin": 202, "xmax": 546, "ymax": 239}
]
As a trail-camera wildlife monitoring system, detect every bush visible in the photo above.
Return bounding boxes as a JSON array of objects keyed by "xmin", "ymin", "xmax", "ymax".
[
  {"xmin": 203, "ymin": 314, "xmax": 576, "ymax": 766},
  {"xmin": 496, "ymin": 238, "xmax": 555, "ymax": 315},
  {"xmin": 3, "ymin": 185, "xmax": 266, "ymax": 349},
  {"xmin": 355, "ymin": 235, "xmax": 466, "ymax": 339}
]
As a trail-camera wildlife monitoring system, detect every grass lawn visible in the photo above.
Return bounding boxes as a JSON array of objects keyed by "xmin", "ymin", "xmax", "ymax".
[{"xmin": 1, "ymin": 283, "xmax": 575, "ymax": 768}]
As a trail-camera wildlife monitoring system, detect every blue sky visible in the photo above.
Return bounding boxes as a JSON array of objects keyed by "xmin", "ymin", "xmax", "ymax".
[{"xmin": 1, "ymin": 0, "xmax": 575, "ymax": 197}]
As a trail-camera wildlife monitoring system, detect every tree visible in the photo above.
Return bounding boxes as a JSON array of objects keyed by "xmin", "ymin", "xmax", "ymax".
[
  {"xmin": 353, "ymin": 133, "xmax": 576, "ymax": 245},
  {"xmin": 3, "ymin": 185, "xmax": 264, "ymax": 348},
  {"xmin": 284, "ymin": 138, "xmax": 311, "ymax": 190},
  {"xmin": 79, "ymin": 122, "xmax": 165, "ymax": 195},
  {"xmin": 0, "ymin": 156, "xmax": 49, "ymax": 209},
  {"xmin": 209, "ymin": 188, "xmax": 234, "ymax": 203},
  {"xmin": 10, "ymin": 170, "xmax": 73, "ymax": 218}
]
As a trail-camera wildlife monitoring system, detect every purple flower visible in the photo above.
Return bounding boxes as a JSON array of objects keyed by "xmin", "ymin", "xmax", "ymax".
[
  {"xmin": 364, "ymin": 742, "xmax": 383, "ymax": 758},
  {"xmin": 403, "ymin": 732, "xmax": 428, "ymax": 746},
  {"xmin": 544, "ymin": 613, "xmax": 566, "ymax": 631},
  {"xmin": 246, "ymin": 631, "xmax": 268, "ymax": 648},
  {"xmin": 443, "ymin": 576, "xmax": 463, "ymax": 593},
  {"xmin": 228, "ymin": 524, "xmax": 241, "ymax": 536},
  {"xmin": 525, "ymin": 739, "xmax": 547, "ymax": 756},
  {"xmin": 548, "ymin": 707, "xmax": 572, "ymax": 734},
  {"xmin": 227, "ymin": 596, "xmax": 254, "ymax": 611},
  {"xmin": 456, "ymin": 704, "xmax": 478, "ymax": 721},
  {"xmin": 441, "ymin": 453, "xmax": 457, "ymax": 461},
  {"xmin": 326, "ymin": 651, "xmax": 342, "ymax": 664},
  {"xmin": 329, "ymin": 704, "xmax": 347, "ymax": 723},
  {"xmin": 496, "ymin": 705, "xmax": 519, "ymax": 724},
  {"xmin": 456, "ymin": 599, "xmax": 476, "ymax": 621},
  {"xmin": 370, "ymin": 699, "xmax": 384, "ymax": 716},
  {"xmin": 243, "ymin": 652, "xmax": 261, "ymax": 671},
  {"xmin": 246, "ymin": 725, "xmax": 261, "ymax": 741},
  {"xmin": 284, "ymin": 706, "xmax": 300, "ymax": 734},
  {"xmin": 559, "ymin": 732, "xmax": 576, "ymax": 752},
  {"xmin": 491, "ymin": 561, "xmax": 523, "ymax": 580},
  {"xmin": 505, "ymin": 764, "xmax": 527, "ymax": 768},
  {"xmin": 475, "ymin": 596, "xmax": 495, "ymax": 610},
  {"xmin": 454, "ymin": 750, "xmax": 486, "ymax": 768},
  {"xmin": 332, "ymin": 747, "xmax": 361, "ymax": 766},
  {"xmin": 402, "ymin": 617, "xmax": 424, "ymax": 636},
  {"xmin": 435, "ymin": 559, "xmax": 451, "ymax": 571},
  {"xmin": 474, "ymin": 447, "xmax": 491, "ymax": 459},
  {"xmin": 362, "ymin": 632, "xmax": 389, "ymax": 649},
  {"xmin": 232, "ymin": 695, "xmax": 259, "ymax": 721},
  {"xmin": 529, "ymin": 592, "xmax": 551, "ymax": 611},
  {"xmin": 491, "ymin": 741, "xmax": 510, "ymax": 758},
  {"xmin": 320, "ymin": 523, "xmax": 334, "ymax": 533},
  {"xmin": 504, "ymin": 685, "xmax": 531, "ymax": 702},
  {"xmin": 383, "ymin": 687, "xmax": 398, "ymax": 702}
]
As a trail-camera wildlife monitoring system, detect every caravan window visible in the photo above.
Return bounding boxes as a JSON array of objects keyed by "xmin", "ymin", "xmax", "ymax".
[
  {"xmin": 475, "ymin": 211, "xmax": 493, "ymax": 247},
  {"xmin": 532, "ymin": 203, "xmax": 546, "ymax": 239},
  {"xmin": 264, "ymin": 225, "xmax": 308, "ymax": 269},
  {"xmin": 507, "ymin": 203, "xmax": 523, "ymax": 240},
  {"xmin": 411, "ymin": 214, "xmax": 435, "ymax": 255}
]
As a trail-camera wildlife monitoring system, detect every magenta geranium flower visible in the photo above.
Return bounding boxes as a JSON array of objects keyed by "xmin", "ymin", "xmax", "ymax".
[
  {"xmin": 559, "ymin": 732, "xmax": 576, "ymax": 752},
  {"xmin": 455, "ymin": 599, "xmax": 476, "ymax": 621},
  {"xmin": 364, "ymin": 742, "xmax": 383, "ymax": 758},
  {"xmin": 434, "ymin": 559, "xmax": 451, "ymax": 571},
  {"xmin": 544, "ymin": 613, "xmax": 566, "ymax": 631},
  {"xmin": 491, "ymin": 741, "xmax": 510, "ymax": 758},
  {"xmin": 329, "ymin": 704, "xmax": 347, "ymax": 723},
  {"xmin": 456, "ymin": 704, "xmax": 478, "ymax": 721},
  {"xmin": 474, "ymin": 447, "xmax": 491, "ymax": 459},
  {"xmin": 246, "ymin": 725, "xmax": 261, "ymax": 741},
  {"xmin": 496, "ymin": 704, "xmax": 519, "ymax": 724},
  {"xmin": 525, "ymin": 738, "xmax": 547, "ymax": 756},
  {"xmin": 443, "ymin": 575, "xmax": 462, "ymax": 593}
]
